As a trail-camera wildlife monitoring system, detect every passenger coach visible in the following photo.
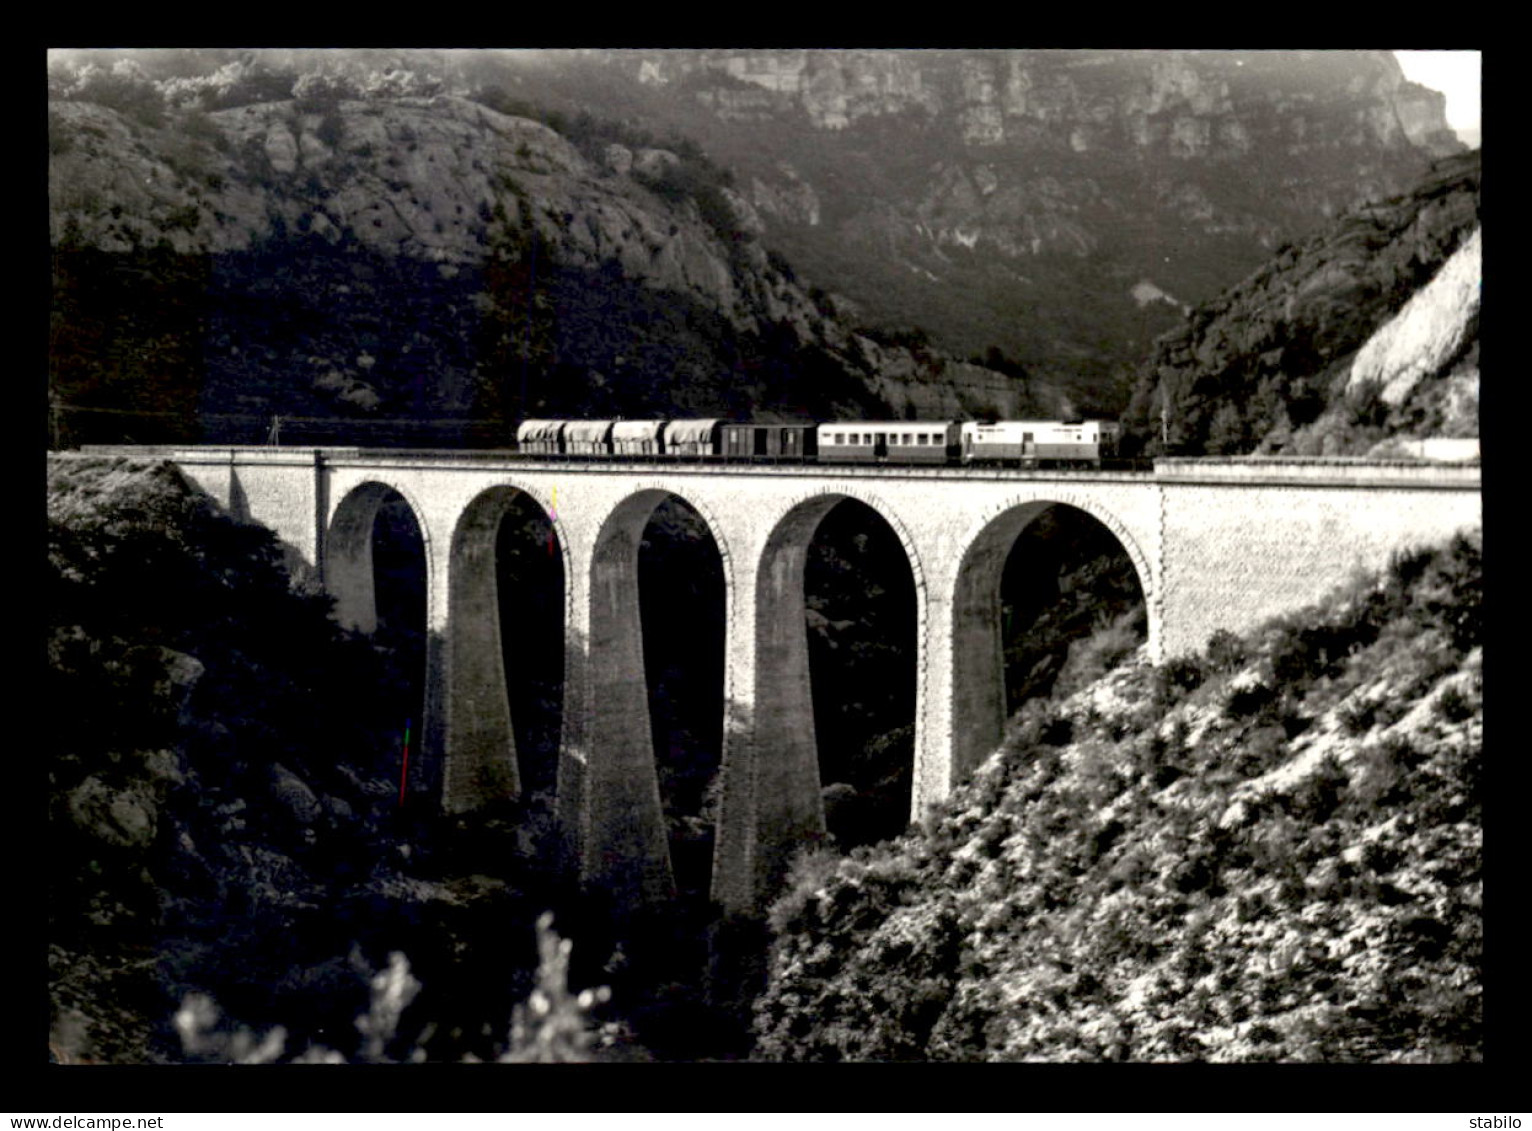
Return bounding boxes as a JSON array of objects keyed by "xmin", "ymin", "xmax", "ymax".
[{"xmin": 817, "ymin": 422, "xmax": 962, "ymax": 464}]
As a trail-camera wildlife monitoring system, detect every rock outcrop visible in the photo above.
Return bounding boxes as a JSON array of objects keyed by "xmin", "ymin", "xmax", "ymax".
[
  {"xmin": 1348, "ymin": 226, "xmax": 1480, "ymax": 409},
  {"xmin": 1120, "ymin": 149, "xmax": 1480, "ymax": 456}
]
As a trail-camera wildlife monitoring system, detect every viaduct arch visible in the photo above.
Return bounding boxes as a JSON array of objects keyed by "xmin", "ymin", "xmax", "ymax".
[
  {"xmin": 326, "ymin": 479, "xmax": 434, "ymax": 637},
  {"xmin": 718, "ymin": 488, "xmax": 927, "ymax": 902},
  {"xmin": 949, "ymin": 496, "xmax": 1155, "ymax": 782},
  {"xmin": 570, "ymin": 487, "xmax": 734, "ymax": 905}
]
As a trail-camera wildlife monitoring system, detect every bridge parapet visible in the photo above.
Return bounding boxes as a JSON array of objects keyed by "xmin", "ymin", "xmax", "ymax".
[
  {"xmin": 1155, "ymin": 456, "xmax": 1481, "ymax": 488},
  {"xmin": 1155, "ymin": 458, "xmax": 1481, "ymax": 658}
]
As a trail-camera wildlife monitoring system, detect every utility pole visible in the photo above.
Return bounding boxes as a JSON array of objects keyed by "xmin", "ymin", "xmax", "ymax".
[{"xmin": 266, "ymin": 414, "xmax": 283, "ymax": 446}]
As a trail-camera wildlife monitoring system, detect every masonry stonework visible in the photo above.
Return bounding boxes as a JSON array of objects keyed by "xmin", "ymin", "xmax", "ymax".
[
  {"xmin": 1156, "ymin": 459, "xmax": 1482, "ymax": 658},
  {"xmin": 159, "ymin": 448, "xmax": 1480, "ymax": 914}
]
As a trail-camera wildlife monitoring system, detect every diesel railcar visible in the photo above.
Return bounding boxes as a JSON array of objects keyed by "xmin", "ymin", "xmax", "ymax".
[{"xmin": 961, "ymin": 419, "xmax": 1120, "ymax": 467}]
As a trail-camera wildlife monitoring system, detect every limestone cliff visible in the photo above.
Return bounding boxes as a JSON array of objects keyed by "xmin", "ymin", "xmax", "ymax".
[
  {"xmin": 572, "ymin": 50, "xmax": 1461, "ymax": 398},
  {"xmin": 48, "ymin": 49, "xmax": 1461, "ymax": 435}
]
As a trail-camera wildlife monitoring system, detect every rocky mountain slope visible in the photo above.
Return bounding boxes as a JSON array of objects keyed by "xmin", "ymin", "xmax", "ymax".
[
  {"xmin": 1120, "ymin": 149, "xmax": 1480, "ymax": 456},
  {"xmin": 49, "ymin": 49, "xmax": 1461, "ymax": 435},
  {"xmin": 754, "ymin": 533, "xmax": 1482, "ymax": 1061},
  {"xmin": 558, "ymin": 49, "xmax": 1462, "ymax": 404},
  {"xmin": 48, "ymin": 65, "xmax": 1061, "ymax": 447}
]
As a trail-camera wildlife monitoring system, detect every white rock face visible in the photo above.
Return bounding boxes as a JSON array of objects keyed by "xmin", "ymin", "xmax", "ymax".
[
  {"xmin": 263, "ymin": 122, "xmax": 299, "ymax": 173},
  {"xmin": 1348, "ymin": 226, "xmax": 1481, "ymax": 405}
]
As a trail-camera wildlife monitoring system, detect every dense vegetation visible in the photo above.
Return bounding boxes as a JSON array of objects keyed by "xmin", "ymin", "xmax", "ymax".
[
  {"xmin": 49, "ymin": 230, "xmax": 891, "ymax": 449},
  {"xmin": 754, "ymin": 533, "xmax": 1482, "ymax": 1061},
  {"xmin": 46, "ymin": 455, "xmax": 623, "ymax": 1062}
]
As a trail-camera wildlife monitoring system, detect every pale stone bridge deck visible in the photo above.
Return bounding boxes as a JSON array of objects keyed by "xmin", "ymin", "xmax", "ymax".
[{"xmin": 121, "ymin": 447, "xmax": 1480, "ymax": 912}]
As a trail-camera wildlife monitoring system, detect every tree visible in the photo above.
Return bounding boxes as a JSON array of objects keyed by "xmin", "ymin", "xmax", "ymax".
[{"xmin": 1206, "ymin": 402, "xmax": 1247, "ymax": 455}]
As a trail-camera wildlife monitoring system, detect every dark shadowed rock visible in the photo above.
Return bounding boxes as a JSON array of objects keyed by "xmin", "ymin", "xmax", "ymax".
[
  {"xmin": 270, "ymin": 763, "xmax": 323, "ymax": 826},
  {"xmin": 67, "ymin": 776, "xmax": 159, "ymax": 850}
]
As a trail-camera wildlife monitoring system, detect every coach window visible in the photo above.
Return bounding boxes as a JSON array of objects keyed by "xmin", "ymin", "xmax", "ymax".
[{"xmin": 835, "ymin": 433, "xmax": 845, "ymax": 444}]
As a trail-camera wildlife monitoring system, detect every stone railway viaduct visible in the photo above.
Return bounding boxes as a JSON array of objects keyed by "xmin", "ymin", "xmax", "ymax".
[{"xmin": 147, "ymin": 447, "xmax": 1479, "ymax": 914}]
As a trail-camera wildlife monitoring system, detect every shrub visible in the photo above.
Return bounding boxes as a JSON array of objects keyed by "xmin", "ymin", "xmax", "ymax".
[
  {"xmin": 1433, "ymin": 684, "xmax": 1475, "ymax": 724},
  {"xmin": 1289, "ymin": 755, "xmax": 1350, "ymax": 823},
  {"xmin": 766, "ymin": 843, "xmax": 844, "ymax": 936},
  {"xmin": 172, "ymin": 914, "xmax": 608, "ymax": 1063},
  {"xmin": 1338, "ymin": 696, "xmax": 1378, "ymax": 736},
  {"xmin": 1231, "ymin": 724, "xmax": 1288, "ymax": 778},
  {"xmin": 62, "ymin": 60, "xmax": 167, "ymax": 129},
  {"xmin": 1204, "ymin": 628, "xmax": 1247, "ymax": 674},
  {"xmin": 292, "ymin": 71, "xmax": 360, "ymax": 110},
  {"xmin": 1156, "ymin": 654, "xmax": 1205, "ymax": 700},
  {"xmin": 501, "ymin": 913, "xmax": 612, "ymax": 1062},
  {"xmin": 1225, "ymin": 679, "xmax": 1278, "ymax": 721},
  {"xmin": 1040, "ymin": 713, "xmax": 1074, "ymax": 747},
  {"xmin": 1053, "ymin": 604, "xmax": 1146, "ymax": 699}
]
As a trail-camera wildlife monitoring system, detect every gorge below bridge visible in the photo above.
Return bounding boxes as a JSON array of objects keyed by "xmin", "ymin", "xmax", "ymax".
[{"xmin": 126, "ymin": 447, "xmax": 1481, "ymax": 914}]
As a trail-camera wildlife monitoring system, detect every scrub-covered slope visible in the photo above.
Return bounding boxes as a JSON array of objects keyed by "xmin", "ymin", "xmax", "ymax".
[{"xmin": 754, "ymin": 533, "xmax": 1482, "ymax": 1062}]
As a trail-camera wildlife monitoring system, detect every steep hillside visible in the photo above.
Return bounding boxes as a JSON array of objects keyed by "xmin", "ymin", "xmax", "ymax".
[
  {"xmin": 754, "ymin": 534, "xmax": 1482, "ymax": 1062},
  {"xmin": 1121, "ymin": 149, "xmax": 1480, "ymax": 456},
  {"xmin": 47, "ymin": 454, "xmax": 584, "ymax": 1063},
  {"xmin": 48, "ymin": 66, "xmax": 1061, "ymax": 447}
]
